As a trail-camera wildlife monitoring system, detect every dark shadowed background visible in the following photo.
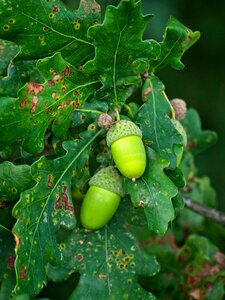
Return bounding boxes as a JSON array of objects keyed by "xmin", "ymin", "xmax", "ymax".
[{"xmin": 64, "ymin": 0, "xmax": 225, "ymax": 210}]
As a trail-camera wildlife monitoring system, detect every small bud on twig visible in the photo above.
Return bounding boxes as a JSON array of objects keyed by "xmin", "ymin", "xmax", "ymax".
[
  {"xmin": 97, "ymin": 113, "xmax": 113, "ymax": 129},
  {"xmin": 170, "ymin": 98, "xmax": 187, "ymax": 120}
]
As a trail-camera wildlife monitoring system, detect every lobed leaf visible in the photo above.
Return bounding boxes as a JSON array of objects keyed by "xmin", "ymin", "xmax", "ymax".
[
  {"xmin": 0, "ymin": 0, "xmax": 100, "ymax": 65},
  {"xmin": 152, "ymin": 16, "xmax": 200, "ymax": 72},
  {"xmin": 136, "ymin": 75, "xmax": 183, "ymax": 169},
  {"xmin": 12, "ymin": 130, "xmax": 101, "ymax": 296},
  {"xmin": 0, "ymin": 52, "xmax": 99, "ymax": 154},
  {"xmin": 47, "ymin": 199, "xmax": 159, "ymax": 299},
  {"xmin": 0, "ymin": 60, "xmax": 42, "ymax": 98},
  {"xmin": 0, "ymin": 162, "xmax": 35, "ymax": 202},
  {"xmin": 124, "ymin": 147, "xmax": 178, "ymax": 235},
  {"xmin": 84, "ymin": 0, "xmax": 160, "ymax": 107},
  {"xmin": 181, "ymin": 108, "xmax": 218, "ymax": 156}
]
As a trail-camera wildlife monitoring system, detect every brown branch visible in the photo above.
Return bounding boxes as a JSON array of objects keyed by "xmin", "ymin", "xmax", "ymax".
[{"xmin": 183, "ymin": 198, "xmax": 225, "ymax": 226}]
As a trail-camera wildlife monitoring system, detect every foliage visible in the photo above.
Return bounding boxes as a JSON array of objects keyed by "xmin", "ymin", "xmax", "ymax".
[{"xmin": 0, "ymin": 0, "xmax": 223, "ymax": 299}]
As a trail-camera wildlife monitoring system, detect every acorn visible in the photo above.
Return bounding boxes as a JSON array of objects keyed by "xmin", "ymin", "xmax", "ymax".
[
  {"xmin": 106, "ymin": 120, "xmax": 146, "ymax": 181},
  {"xmin": 172, "ymin": 119, "xmax": 187, "ymax": 166},
  {"xmin": 80, "ymin": 166, "xmax": 123, "ymax": 230}
]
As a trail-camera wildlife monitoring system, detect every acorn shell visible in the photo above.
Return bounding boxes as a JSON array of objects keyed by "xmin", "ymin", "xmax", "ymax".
[
  {"xmin": 80, "ymin": 186, "xmax": 120, "ymax": 230},
  {"xmin": 106, "ymin": 120, "xmax": 146, "ymax": 179},
  {"xmin": 111, "ymin": 135, "xmax": 146, "ymax": 179}
]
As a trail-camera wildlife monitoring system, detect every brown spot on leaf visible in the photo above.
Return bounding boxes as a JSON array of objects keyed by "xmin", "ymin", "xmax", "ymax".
[
  {"xmin": 77, "ymin": 254, "xmax": 84, "ymax": 261},
  {"xmin": 143, "ymin": 87, "xmax": 152, "ymax": 96},
  {"xmin": 20, "ymin": 266, "xmax": 27, "ymax": 280},
  {"xmin": 48, "ymin": 80, "xmax": 55, "ymax": 86},
  {"xmin": 7, "ymin": 255, "xmax": 15, "ymax": 269},
  {"xmin": 119, "ymin": 263, "xmax": 126, "ymax": 269},
  {"xmin": 51, "ymin": 91, "xmax": 57, "ymax": 98},
  {"xmin": 48, "ymin": 174, "xmax": 54, "ymax": 189},
  {"xmin": 57, "ymin": 100, "xmax": 71, "ymax": 110},
  {"xmin": 55, "ymin": 196, "xmax": 62, "ymax": 210},
  {"xmin": 62, "ymin": 186, "xmax": 74, "ymax": 211},
  {"xmin": 52, "ymin": 5, "xmax": 59, "ymax": 13},
  {"xmin": 3, "ymin": 25, "xmax": 10, "ymax": 31},
  {"xmin": 62, "ymin": 65, "xmax": 70, "ymax": 76},
  {"xmin": 27, "ymin": 82, "xmax": 44, "ymax": 95},
  {"xmin": 74, "ymin": 99, "xmax": 81, "ymax": 108},
  {"xmin": 99, "ymin": 274, "xmax": 107, "ymax": 280},
  {"xmin": 53, "ymin": 74, "xmax": 63, "ymax": 82},
  {"xmin": 20, "ymin": 99, "xmax": 27, "ymax": 108},
  {"xmin": 30, "ymin": 95, "xmax": 39, "ymax": 113}
]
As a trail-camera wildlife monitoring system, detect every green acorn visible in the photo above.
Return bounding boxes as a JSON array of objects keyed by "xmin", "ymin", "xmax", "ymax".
[
  {"xmin": 80, "ymin": 166, "xmax": 123, "ymax": 230},
  {"xmin": 106, "ymin": 120, "xmax": 146, "ymax": 181}
]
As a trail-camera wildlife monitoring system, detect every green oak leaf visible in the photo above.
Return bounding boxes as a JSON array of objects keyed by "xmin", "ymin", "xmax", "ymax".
[
  {"xmin": 181, "ymin": 108, "xmax": 218, "ymax": 156},
  {"xmin": 0, "ymin": 225, "xmax": 16, "ymax": 300},
  {"xmin": 0, "ymin": 60, "xmax": 42, "ymax": 98},
  {"xmin": 124, "ymin": 147, "xmax": 178, "ymax": 235},
  {"xmin": 46, "ymin": 199, "xmax": 159, "ymax": 300},
  {"xmin": 0, "ymin": 52, "xmax": 99, "ymax": 154},
  {"xmin": 0, "ymin": 162, "xmax": 35, "ymax": 202},
  {"xmin": 12, "ymin": 130, "xmax": 101, "ymax": 296},
  {"xmin": 83, "ymin": 0, "xmax": 160, "ymax": 107},
  {"xmin": 0, "ymin": 0, "xmax": 100, "ymax": 66},
  {"xmin": 136, "ymin": 75, "xmax": 183, "ymax": 169},
  {"xmin": 164, "ymin": 167, "xmax": 186, "ymax": 188},
  {"xmin": 0, "ymin": 162, "xmax": 36, "ymax": 229},
  {"xmin": 152, "ymin": 16, "xmax": 200, "ymax": 71}
]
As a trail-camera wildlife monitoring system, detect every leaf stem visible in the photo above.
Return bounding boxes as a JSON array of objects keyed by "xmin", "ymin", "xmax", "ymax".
[
  {"xmin": 74, "ymin": 108, "xmax": 103, "ymax": 115},
  {"xmin": 162, "ymin": 91, "xmax": 175, "ymax": 119},
  {"xmin": 123, "ymin": 104, "xmax": 133, "ymax": 119},
  {"xmin": 184, "ymin": 197, "xmax": 225, "ymax": 226},
  {"xmin": 115, "ymin": 109, "xmax": 120, "ymax": 121}
]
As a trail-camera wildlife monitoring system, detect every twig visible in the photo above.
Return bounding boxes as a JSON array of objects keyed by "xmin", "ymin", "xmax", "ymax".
[{"xmin": 184, "ymin": 198, "xmax": 225, "ymax": 226}]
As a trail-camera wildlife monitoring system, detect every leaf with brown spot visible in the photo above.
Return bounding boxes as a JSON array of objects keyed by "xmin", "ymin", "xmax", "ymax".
[
  {"xmin": 83, "ymin": 0, "xmax": 160, "ymax": 107},
  {"xmin": 46, "ymin": 199, "xmax": 159, "ymax": 299},
  {"xmin": 12, "ymin": 130, "xmax": 100, "ymax": 296},
  {"xmin": 152, "ymin": 16, "xmax": 200, "ymax": 71},
  {"xmin": 0, "ymin": 225, "xmax": 16, "ymax": 299},
  {"xmin": 0, "ymin": 0, "xmax": 101, "ymax": 65},
  {"xmin": 0, "ymin": 53, "xmax": 99, "ymax": 153}
]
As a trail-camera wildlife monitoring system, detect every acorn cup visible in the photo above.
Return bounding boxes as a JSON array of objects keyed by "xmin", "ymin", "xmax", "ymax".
[
  {"xmin": 106, "ymin": 120, "xmax": 146, "ymax": 181},
  {"xmin": 80, "ymin": 166, "xmax": 123, "ymax": 230}
]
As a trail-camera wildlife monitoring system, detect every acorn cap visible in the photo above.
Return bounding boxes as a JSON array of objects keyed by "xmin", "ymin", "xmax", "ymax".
[
  {"xmin": 106, "ymin": 120, "xmax": 142, "ymax": 147},
  {"xmin": 89, "ymin": 166, "xmax": 123, "ymax": 197}
]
